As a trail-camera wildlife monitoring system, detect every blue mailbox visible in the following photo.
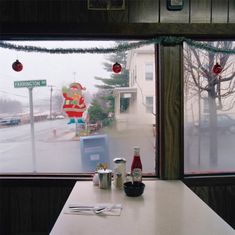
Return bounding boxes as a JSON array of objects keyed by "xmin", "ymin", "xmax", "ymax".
[{"xmin": 80, "ymin": 134, "xmax": 110, "ymax": 172}]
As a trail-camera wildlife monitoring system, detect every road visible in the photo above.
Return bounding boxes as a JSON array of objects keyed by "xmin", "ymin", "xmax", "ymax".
[
  {"xmin": 0, "ymin": 119, "xmax": 74, "ymax": 173},
  {"xmin": 0, "ymin": 119, "xmax": 235, "ymax": 174},
  {"xmin": 1, "ymin": 120, "xmax": 235, "ymax": 175},
  {"xmin": 0, "ymin": 119, "xmax": 156, "ymax": 174}
]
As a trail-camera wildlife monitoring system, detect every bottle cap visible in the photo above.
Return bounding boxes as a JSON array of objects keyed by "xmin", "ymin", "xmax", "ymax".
[
  {"xmin": 113, "ymin": 157, "xmax": 126, "ymax": 163},
  {"xmin": 133, "ymin": 146, "xmax": 140, "ymax": 154}
]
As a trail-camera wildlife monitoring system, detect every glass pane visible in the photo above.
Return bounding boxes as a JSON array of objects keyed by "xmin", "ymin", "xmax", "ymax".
[
  {"xmin": 145, "ymin": 63, "xmax": 153, "ymax": 80},
  {"xmin": 0, "ymin": 41, "xmax": 156, "ymax": 175},
  {"xmin": 145, "ymin": 96, "xmax": 153, "ymax": 113},
  {"xmin": 184, "ymin": 41, "xmax": 235, "ymax": 174}
]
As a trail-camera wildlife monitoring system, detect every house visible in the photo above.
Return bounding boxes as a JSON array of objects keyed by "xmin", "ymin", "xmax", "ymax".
[{"xmin": 113, "ymin": 45, "xmax": 155, "ymax": 130}]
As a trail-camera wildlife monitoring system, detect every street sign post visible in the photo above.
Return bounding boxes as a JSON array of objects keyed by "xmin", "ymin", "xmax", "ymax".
[
  {"xmin": 14, "ymin": 79, "xmax": 47, "ymax": 88},
  {"xmin": 14, "ymin": 79, "xmax": 47, "ymax": 172}
]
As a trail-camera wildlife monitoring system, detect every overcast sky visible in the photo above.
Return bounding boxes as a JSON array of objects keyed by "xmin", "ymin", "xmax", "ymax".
[{"xmin": 0, "ymin": 40, "xmax": 114, "ymax": 105}]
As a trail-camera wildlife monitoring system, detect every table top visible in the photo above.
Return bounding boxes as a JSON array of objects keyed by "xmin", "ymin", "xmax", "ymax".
[{"xmin": 50, "ymin": 180, "xmax": 234, "ymax": 235}]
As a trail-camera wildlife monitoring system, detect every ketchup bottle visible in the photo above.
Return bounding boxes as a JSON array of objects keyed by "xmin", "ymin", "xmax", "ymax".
[{"xmin": 131, "ymin": 146, "xmax": 142, "ymax": 183}]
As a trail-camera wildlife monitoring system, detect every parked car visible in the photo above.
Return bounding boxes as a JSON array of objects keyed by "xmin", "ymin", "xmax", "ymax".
[
  {"xmin": 55, "ymin": 115, "xmax": 65, "ymax": 119},
  {"xmin": 194, "ymin": 114, "xmax": 235, "ymax": 133},
  {"xmin": 47, "ymin": 115, "xmax": 55, "ymax": 120},
  {"xmin": 0, "ymin": 117, "xmax": 21, "ymax": 126}
]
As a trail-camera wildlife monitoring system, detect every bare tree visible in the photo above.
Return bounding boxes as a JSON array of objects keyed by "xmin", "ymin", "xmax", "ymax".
[
  {"xmin": 0, "ymin": 98, "xmax": 22, "ymax": 113},
  {"xmin": 184, "ymin": 41, "xmax": 235, "ymax": 165},
  {"xmin": 53, "ymin": 92, "xmax": 64, "ymax": 113}
]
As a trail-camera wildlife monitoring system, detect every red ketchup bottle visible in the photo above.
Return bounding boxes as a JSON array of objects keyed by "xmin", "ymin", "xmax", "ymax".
[{"xmin": 131, "ymin": 146, "xmax": 142, "ymax": 183}]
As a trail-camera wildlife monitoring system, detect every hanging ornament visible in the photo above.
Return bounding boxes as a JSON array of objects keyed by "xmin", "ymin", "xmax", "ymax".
[
  {"xmin": 212, "ymin": 62, "xmax": 222, "ymax": 75},
  {"xmin": 12, "ymin": 59, "xmax": 23, "ymax": 72},
  {"xmin": 112, "ymin": 62, "xmax": 122, "ymax": 73}
]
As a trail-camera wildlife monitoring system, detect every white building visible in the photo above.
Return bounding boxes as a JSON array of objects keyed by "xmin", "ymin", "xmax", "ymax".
[{"xmin": 113, "ymin": 45, "xmax": 156, "ymax": 130}]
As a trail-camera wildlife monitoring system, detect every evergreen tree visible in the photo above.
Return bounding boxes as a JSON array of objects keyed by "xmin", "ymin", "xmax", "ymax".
[
  {"xmin": 88, "ymin": 99, "xmax": 108, "ymax": 124},
  {"xmin": 93, "ymin": 41, "xmax": 129, "ymax": 115},
  {"xmin": 95, "ymin": 41, "xmax": 129, "ymax": 90},
  {"xmin": 88, "ymin": 41, "xmax": 129, "ymax": 127}
]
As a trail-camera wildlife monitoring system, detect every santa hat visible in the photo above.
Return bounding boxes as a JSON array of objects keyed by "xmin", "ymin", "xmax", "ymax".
[{"xmin": 70, "ymin": 82, "xmax": 86, "ymax": 90}]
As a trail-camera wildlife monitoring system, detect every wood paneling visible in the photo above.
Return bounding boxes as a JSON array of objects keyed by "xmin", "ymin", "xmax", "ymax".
[
  {"xmin": 0, "ymin": 0, "xmax": 128, "ymax": 24},
  {"xmin": 228, "ymin": 0, "xmax": 235, "ymax": 23},
  {"xmin": 212, "ymin": 0, "xmax": 228, "ymax": 23},
  {"xmin": 159, "ymin": 45, "xmax": 183, "ymax": 180},
  {"xmin": 190, "ymin": 0, "xmax": 211, "ymax": 23},
  {"xmin": 184, "ymin": 178, "xmax": 235, "ymax": 229},
  {"xmin": 160, "ymin": 0, "xmax": 190, "ymax": 23},
  {"xmin": 0, "ymin": 179, "xmax": 75, "ymax": 235},
  {"xmin": 226, "ymin": 185, "xmax": 235, "ymax": 227},
  {"xmin": 0, "ymin": 0, "xmax": 234, "ymax": 25},
  {"xmin": 128, "ymin": 0, "xmax": 159, "ymax": 23},
  {"xmin": 1, "ymin": 23, "xmax": 235, "ymax": 39}
]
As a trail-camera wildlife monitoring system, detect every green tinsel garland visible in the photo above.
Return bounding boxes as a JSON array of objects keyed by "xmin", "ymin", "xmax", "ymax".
[{"xmin": 0, "ymin": 36, "xmax": 235, "ymax": 54}]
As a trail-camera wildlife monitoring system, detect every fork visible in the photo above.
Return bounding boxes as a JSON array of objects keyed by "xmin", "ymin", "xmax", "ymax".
[{"xmin": 69, "ymin": 206, "xmax": 107, "ymax": 214}]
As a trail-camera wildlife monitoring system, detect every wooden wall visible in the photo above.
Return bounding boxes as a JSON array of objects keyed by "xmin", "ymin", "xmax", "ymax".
[
  {"xmin": 0, "ymin": 0, "xmax": 235, "ymax": 24},
  {"xmin": 0, "ymin": 179, "xmax": 75, "ymax": 235},
  {"xmin": 184, "ymin": 178, "xmax": 235, "ymax": 230},
  {"xmin": 0, "ymin": 0, "xmax": 235, "ymax": 234},
  {"xmin": 158, "ymin": 45, "xmax": 183, "ymax": 180},
  {"xmin": 0, "ymin": 0, "xmax": 235, "ymax": 38}
]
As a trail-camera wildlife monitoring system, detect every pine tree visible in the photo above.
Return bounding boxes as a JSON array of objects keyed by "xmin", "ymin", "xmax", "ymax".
[
  {"xmin": 94, "ymin": 41, "xmax": 129, "ymax": 90},
  {"xmin": 88, "ymin": 41, "xmax": 129, "ymax": 127},
  {"xmin": 90, "ymin": 41, "xmax": 129, "ymax": 117}
]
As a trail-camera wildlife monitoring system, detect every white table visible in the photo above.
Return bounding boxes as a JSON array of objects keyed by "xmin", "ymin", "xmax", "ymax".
[{"xmin": 50, "ymin": 180, "xmax": 234, "ymax": 235}]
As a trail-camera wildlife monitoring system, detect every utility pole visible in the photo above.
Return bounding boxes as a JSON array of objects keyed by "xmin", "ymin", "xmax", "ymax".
[
  {"xmin": 73, "ymin": 72, "xmax": 77, "ymax": 82},
  {"xmin": 48, "ymin": 85, "xmax": 55, "ymax": 120}
]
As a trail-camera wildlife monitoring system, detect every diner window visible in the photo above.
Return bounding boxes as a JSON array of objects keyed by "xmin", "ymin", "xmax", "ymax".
[
  {"xmin": 0, "ymin": 40, "xmax": 156, "ymax": 176},
  {"xmin": 145, "ymin": 63, "xmax": 153, "ymax": 81},
  {"xmin": 184, "ymin": 41, "xmax": 235, "ymax": 175}
]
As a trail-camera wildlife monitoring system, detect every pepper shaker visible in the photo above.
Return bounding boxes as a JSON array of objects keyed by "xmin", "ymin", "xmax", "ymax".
[{"xmin": 113, "ymin": 157, "xmax": 126, "ymax": 189}]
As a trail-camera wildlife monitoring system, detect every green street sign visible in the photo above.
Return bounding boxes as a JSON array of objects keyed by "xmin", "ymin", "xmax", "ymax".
[{"xmin": 14, "ymin": 80, "xmax": 47, "ymax": 88}]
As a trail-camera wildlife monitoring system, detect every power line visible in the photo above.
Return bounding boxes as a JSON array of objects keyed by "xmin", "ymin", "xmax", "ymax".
[{"xmin": 0, "ymin": 89, "xmax": 27, "ymax": 98}]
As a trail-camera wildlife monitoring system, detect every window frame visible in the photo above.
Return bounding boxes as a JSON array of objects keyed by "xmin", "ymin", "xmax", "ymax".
[
  {"xmin": 0, "ymin": 37, "xmax": 159, "ymax": 179},
  {"xmin": 182, "ymin": 39, "xmax": 235, "ymax": 179},
  {"xmin": 0, "ymin": 35, "xmax": 234, "ymax": 181}
]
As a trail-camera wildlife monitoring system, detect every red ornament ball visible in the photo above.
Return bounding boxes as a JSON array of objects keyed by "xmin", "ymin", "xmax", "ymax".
[
  {"xmin": 212, "ymin": 63, "xmax": 222, "ymax": 75},
  {"xmin": 12, "ymin": 59, "xmax": 23, "ymax": 72},
  {"xmin": 112, "ymin": 62, "xmax": 122, "ymax": 73}
]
